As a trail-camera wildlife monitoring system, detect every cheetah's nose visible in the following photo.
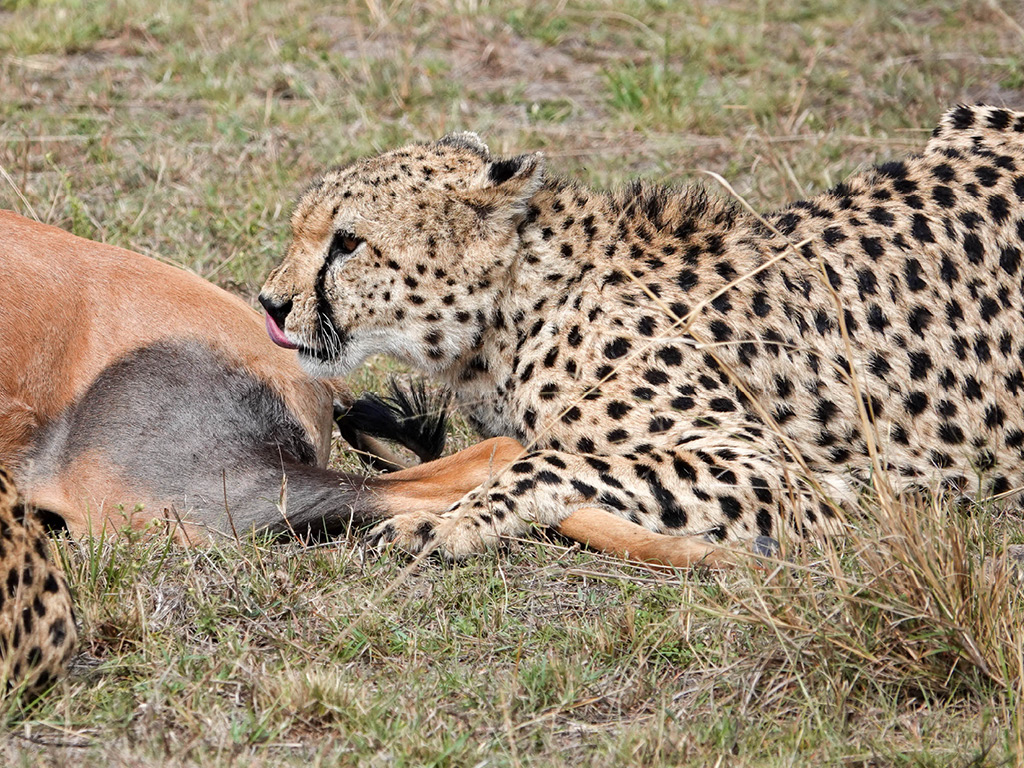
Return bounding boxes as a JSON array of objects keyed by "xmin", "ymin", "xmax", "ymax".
[{"xmin": 259, "ymin": 294, "xmax": 297, "ymax": 349}]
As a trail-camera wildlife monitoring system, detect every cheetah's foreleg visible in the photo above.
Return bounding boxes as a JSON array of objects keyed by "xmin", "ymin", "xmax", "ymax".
[{"xmin": 366, "ymin": 444, "xmax": 813, "ymax": 562}]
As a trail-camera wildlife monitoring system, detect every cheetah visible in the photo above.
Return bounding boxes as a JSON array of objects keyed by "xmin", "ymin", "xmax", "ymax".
[
  {"xmin": 260, "ymin": 104, "xmax": 1024, "ymax": 563},
  {"xmin": 0, "ymin": 466, "xmax": 76, "ymax": 694}
]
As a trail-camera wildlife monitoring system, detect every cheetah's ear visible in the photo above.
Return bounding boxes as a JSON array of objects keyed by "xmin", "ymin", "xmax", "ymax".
[
  {"xmin": 483, "ymin": 152, "xmax": 543, "ymax": 187},
  {"xmin": 460, "ymin": 152, "xmax": 545, "ymax": 220},
  {"xmin": 435, "ymin": 132, "xmax": 490, "ymax": 157}
]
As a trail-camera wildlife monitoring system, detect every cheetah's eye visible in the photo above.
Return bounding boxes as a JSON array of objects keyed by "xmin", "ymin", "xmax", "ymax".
[{"xmin": 329, "ymin": 231, "xmax": 363, "ymax": 260}]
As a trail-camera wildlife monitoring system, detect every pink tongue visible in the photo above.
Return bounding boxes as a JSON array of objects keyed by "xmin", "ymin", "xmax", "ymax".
[{"xmin": 265, "ymin": 313, "xmax": 298, "ymax": 349}]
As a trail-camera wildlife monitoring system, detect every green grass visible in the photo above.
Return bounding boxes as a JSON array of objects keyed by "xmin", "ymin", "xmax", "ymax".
[{"xmin": 2, "ymin": 0, "xmax": 1024, "ymax": 764}]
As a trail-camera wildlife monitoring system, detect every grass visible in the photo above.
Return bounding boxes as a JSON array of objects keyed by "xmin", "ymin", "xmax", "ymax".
[{"xmin": 2, "ymin": 0, "xmax": 1024, "ymax": 764}]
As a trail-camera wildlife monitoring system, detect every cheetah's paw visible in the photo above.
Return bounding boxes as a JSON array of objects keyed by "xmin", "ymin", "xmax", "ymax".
[{"xmin": 365, "ymin": 511, "xmax": 495, "ymax": 559}]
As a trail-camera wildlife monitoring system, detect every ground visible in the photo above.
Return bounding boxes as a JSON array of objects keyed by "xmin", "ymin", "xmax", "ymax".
[{"xmin": 1, "ymin": 1, "xmax": 1023, "ymax": 765}]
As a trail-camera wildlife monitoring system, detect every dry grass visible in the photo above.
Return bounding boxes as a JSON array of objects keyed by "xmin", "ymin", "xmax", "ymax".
[{"xmin": 2, "ymin": 0, "xmax": 1024, "ymax": 765}]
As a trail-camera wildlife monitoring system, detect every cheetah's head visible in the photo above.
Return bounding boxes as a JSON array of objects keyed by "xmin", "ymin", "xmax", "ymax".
[{"xmin": 259, "ymin": 133, "xmax": 544, "ymax": 377}]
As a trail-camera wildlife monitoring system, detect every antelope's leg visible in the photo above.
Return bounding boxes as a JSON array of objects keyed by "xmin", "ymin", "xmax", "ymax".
[{"xmin": 368, "ymin": 437, "xmax": 525, "ymax": 513}]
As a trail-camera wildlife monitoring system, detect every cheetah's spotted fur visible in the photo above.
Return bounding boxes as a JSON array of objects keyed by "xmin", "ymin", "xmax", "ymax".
[
  {"xmin": 0, "ymin": 466, "xmax": 76, "ymax": 693},
  {"xmin": 262, "ymin": 105, "xmax": 1024, "ymax": 558}
]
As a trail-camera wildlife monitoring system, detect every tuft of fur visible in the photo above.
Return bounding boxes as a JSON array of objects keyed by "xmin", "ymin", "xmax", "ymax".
[{"xmin": 337, "ymin": 379, "xmax": 452, "ymax": 465}]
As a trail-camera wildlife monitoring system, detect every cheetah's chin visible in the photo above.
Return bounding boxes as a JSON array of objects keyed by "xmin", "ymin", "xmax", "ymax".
[
  {"xmin": 297, "ymin": 329, "xmax": 428, "ymax": 379},
  {"xmin": 296, "ymin": 344, "xmax": 362, "ymax": 378}
]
